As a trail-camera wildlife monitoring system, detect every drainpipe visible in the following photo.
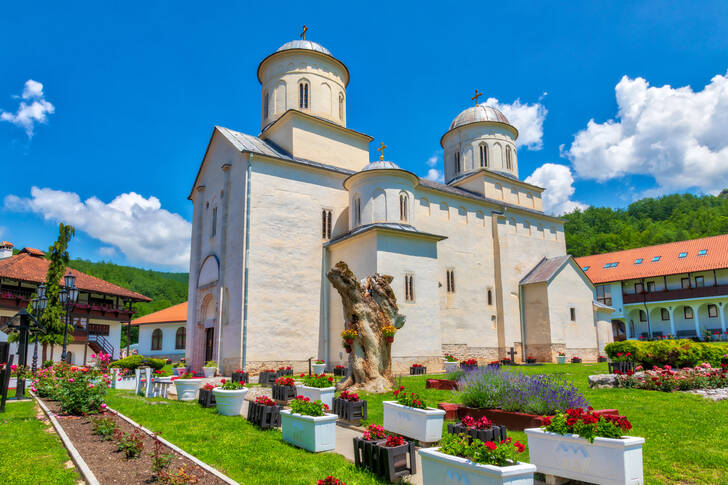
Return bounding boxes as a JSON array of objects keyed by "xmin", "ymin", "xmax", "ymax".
[
  {"xmin": 322, "ymin": 245, "xmax": 329, "ymax": 368},
  {"xmin": 241, "ymin": 156, "xmax": 253, "ymax": 370},
  {"xmin": 518, "ymin": 284, "xmax": 527, "ymax": 362}
]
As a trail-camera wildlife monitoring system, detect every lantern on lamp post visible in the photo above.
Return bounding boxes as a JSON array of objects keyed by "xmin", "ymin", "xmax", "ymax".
[
  {"xmin": 30, "ymin": 283, "xmax": 48, "ymax": 373},
  {"xmin": 59, "ymin": 271, "xmax": 79, "ymax": 362}
]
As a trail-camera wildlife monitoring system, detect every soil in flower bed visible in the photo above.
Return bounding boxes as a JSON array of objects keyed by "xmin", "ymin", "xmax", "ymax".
[{"xmin": 41, "ymin": 399, "xmax": 225, "ymax": 484}]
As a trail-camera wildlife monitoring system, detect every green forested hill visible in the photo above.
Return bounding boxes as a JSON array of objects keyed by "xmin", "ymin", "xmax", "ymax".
[
  {"xmin": 563, "ymin": 192, "xmax": 728, "ymax": 257},
  {"xmin": 67, "ymin": 260, "xmax": 188, "ymax": 346}
]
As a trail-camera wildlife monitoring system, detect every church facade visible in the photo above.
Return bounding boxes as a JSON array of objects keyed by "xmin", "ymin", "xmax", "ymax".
[{"xmin": 186, "ymin": 38, "xmax": 612, "ymax": 374}]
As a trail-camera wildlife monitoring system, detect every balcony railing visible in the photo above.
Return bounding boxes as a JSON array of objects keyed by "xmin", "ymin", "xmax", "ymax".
[{"xmin": 623, "ymin": 284, "xmax": 728, "ymax": 304}]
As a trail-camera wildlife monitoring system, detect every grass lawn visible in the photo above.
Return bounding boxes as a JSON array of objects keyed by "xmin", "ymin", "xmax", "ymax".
[
  {"xmin": 0, "ymin": 401, "xmax": 78, "ymax": 485},
  {"xmin": 359, "ymin": 363, "xmax": 728, "ymax": 484},
  {"xmin": 105, "ymin": 390, "xmax": 386, "ymax": 485}
]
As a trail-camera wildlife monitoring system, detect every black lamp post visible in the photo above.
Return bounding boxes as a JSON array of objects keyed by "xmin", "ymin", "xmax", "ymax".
[
  {"xmin": 31, "ymin": 283, "xmax": 48, "ymax": 373},
  {"xmin": 59, "ymin": 271, "xmax": 79, "ymax": 362}
]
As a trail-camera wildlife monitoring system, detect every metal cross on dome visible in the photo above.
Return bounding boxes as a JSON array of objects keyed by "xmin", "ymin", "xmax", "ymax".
[
  {"xmin": 472, "ymin": 89, "xmax": 483, "ymax": 106},
  {"xmin": 377, "ymin": 142, "xmax": 387, "ymax": 161},
  {"xmin": 300, "ymin": 25, "xmax": 308, "ymax": 40}
]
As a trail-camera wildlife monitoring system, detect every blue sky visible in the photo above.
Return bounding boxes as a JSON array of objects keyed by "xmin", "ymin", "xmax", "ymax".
[{"xmin": 2, "ymin": 1, "xmax": 728, "ymax": 271}]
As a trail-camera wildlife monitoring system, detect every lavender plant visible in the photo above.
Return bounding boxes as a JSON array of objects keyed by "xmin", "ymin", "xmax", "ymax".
[{"xmin": 457, "ymin": 367, "xmax": 589, "ymax": 415}]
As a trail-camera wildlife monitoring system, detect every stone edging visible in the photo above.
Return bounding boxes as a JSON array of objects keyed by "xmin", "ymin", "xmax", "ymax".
[
  {"xmin": 33, "ymin": 394, "xmax": 101, "ymax": 485},
  {"xmin": 107, "ymin": 406, "xmax": 239, "ymax": 485}
]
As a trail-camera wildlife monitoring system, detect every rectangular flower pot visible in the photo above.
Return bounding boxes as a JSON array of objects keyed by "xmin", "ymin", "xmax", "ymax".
[
  {"xmin": 232, "ymin": 371, "xmax": 249, "ymax": 384},
  {"xmin": 456, "ymin": 407, "xmax": 546, "ymax": 431},
  {"xmin": 353, "ymin": 437, "xmax": 386, "ymax": 473},
  {"xmin": 295, "ymin": 385, "xmax": 336, "ymax": 409},
  {"xmin": 598, "ymin": 357, "xmax": 608, "ymax": 363},
  {"xmin": 378, "ymin": 441, "xmax": 418, "ymax": 482},
  {"xmin": 333, "ymin": 367, "xmax": 348, "ymax": 377},
  {"xmin": 280, "ymin": 410, "xmax": 337, "ymax": 452},
  {"xmin": 525, "ymin": 428, "xmax": 645, "ymax": 485},
  {"xmin": 275, "ymin": 368, "xmax": 293, "ymax": 378},
  {"xmin": 258, "ymin": 371, "xmax": 277, "ymax": 386},
  {"xmin": 571, "ymin": 358, "xmax": 582, "ymax": 364},
  {"xmin": 382, "ymin": 401, "xmax": 446, "ymax": 443},
  {"xmin": 426, "ymin": 379, "xmax": 458, "ymax": 390},
  {"xmin": 608, "ymin": 361, "xmax": 635, "ymax": 374},
  {"xmin": 418, "ymin": 447, "xmax": 537, "ymax": 485},
  {"xmin": 247, "ymin": 400, "xmax": 281, "ymax": 430},
  {"xmin": 335, "ymin": 398, "xmax": 367, "ymax": 425},
  {"xmin": 198, "ymin": 388, "xmax": 216, "ymax": 408},
  {"xmin": 447, "ymin": 423, "xmax": 508, "ymax": 443},
  {"xmin": 460, "ymin": 364, "xmax": 479, "ymax": 372},
  {"xmin": 526, "ymin": 358, "xmax": 537, "ymax": 364},
  {"xmin": 272, "ymin": 384, "xmax": 296, "ymax": 403},
  {"xmin": 444, "ymin": 361, "xmax": 459, "ymax": 373},
  {"xmin": 410, "ymin": 366, "xmax": 427, "ymax": 375}
]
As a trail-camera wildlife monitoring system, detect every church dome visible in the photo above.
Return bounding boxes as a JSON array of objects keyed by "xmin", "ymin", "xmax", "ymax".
[
  {"xmin": 276, "ymin": 39, "xmax": 332, "ymax": 56},
  {"xmin": 360, "ymin": 161, "xmax": 401, "ymax": 172},
  {"xmin": 450, "ymin": 104, "xmax": 510, "ymax": 130}
]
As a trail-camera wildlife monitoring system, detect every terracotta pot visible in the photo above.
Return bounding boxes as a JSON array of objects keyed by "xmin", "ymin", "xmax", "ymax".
[
  {"xmin": 385, "ymin": 336, "xmax": 394, "ymax": 343},
  {"xmin": 345, "ymin": 338, "xmax": 353, "ymax": 345}
]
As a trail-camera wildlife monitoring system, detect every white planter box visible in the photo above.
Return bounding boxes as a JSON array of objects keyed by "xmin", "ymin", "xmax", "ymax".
[
  {"xmin": 444, "ymin": 361, "xmax": 459, "ymax": 373},
  {"xmin": 173, "ymin": 367, "xmax": 185, "ymax": 376},
  {"xmin": 419, "ymin": 447, "xmax": 536, "ymax": 485},
  {"xmin": 174, "ymin": 379, "xmax": 201, "ymax": 401},
  {"xmin": 280, "ymin": 410, "xmax": 337, "ymax": 452},
  {"xmin": 202, "ymin": 367, "xmax": 216, "ymax": 378},
  {"xmin": 525, "ymin": 428, "xmax": 645, "ymax": 485},
  {"xmin": 382, "ymin": 400, "xmax": 445, "ymax": 442},
  {"xmin": 312, "ymin": 363, "xmax": 326, "ymax": 375},
  {"xmin": 212, "ymin": 388, "xmax": 248, "ymax": 416},
  {"xmin": 295, "ymin": 385, "xmax": 336, "ymax": 409}
]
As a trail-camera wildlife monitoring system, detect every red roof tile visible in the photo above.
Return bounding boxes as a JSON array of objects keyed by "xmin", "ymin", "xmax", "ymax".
[
  {"xmin": 131, "ymin": 302, "xmax": 187, "ymax": 325},
  {"xmin": 0, "ymin": 241, "xmax": 13, "ymax": 248},
  {"xmin": 0, "ymin": 251, "xmax": 151, "ymax": 301},
  {"xmin": 575, "ymin": 234, "xmax": 728, "ymax": 284},
  {"xmin": 20, "ymin": 247, "xmax": 45, "ymax": 256}
]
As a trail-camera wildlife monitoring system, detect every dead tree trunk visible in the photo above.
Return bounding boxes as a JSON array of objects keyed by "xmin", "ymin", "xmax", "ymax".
[{"xmin": 327, "ymin": 261, "xmax": 406, "ymax": 394}]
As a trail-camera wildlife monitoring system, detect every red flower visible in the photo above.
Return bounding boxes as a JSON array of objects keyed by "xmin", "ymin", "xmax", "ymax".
[
  {"xmin": 514, "ymin": 441, "xmax": 526, "ymax": 453},
  {"xmin": 484, "ymin": 441, "xmax": 498, "ymax": 451}
]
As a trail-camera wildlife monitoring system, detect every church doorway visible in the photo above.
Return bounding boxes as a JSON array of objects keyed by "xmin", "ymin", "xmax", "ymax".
[
  {"xmin": 205, "ymin": 328, "xmax": 215, "ymax": 362},
  {"xmin": 611, "ymin": 320, "xmax": 626, "ymax": 341}
]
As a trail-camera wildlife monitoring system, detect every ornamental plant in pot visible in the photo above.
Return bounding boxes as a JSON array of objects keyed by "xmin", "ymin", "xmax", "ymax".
[
  {"xmin": 556, "ymin": 351, "xmax": 566, "ymax": 364},
  {"xmin": 312, "ymin": 359, "xmax": 326, "ymax": 375},
  {"xmin": 333, "ymin": 389, "xmax": 367, "ymax": 425},
  {"xmin": 410, "ymin": 363, "xmax": 427, "ymax": 375},
  {"xmin": 297, "ymin": 373, "xmax": 336, "ymax": 408},
  {"xmin": 377, "ymin": 434, "xmax": 417, "ymax": 482},
  {"xmin": 525, "ymin": 408, "xmax": 643, "ymax": 485},
  {"xmin": 526, "ymin": 355, "xmax": 537, "ymax": 364},
  {"xmin": 383, "ymin": 386, "xmax": 445, "ymax": 442},
  {"xmin": 247, "ymin": 395, "xmax": 282, "ymax": 429},
  {"xmin": 281, "ymin": 396, "xmax": 337, "ymax": 452},
  {"xmin": 202, "ymin": 360, "xmax": 217, "ymax": 378},
  {"xmin": 443, "ymin": 354, "xmax": 459, "ymax": 373},
  {"xmin": 382, "ymin": 325, "xmax": 397, "ymax": 343},
  {"xmin": 418, "ymin": 433, "xmax": 534, "ymax": 485},
  {"xmin": 198, "ymin": 382, "xmax": 217, "ymax": 408},
  {"xmin": 212, "ymin": 379, "xmax": 248, "ymax": 416},
  {"xmin": 272, "ymin": 376, "xmax": 297, "ymax": 402},
  {"xmin": 353, "ymin": 424, "xmax": 387, "ymax": 472},
  {"xmin": 172, "ymin": 361, "xmax": 186, "ymax": 376},
  {"xmin": 447, "ymin": 415, "xmax": 508, "ymax": 444},
  {"xmin": 341, "ymin": 329, "xmax": 357, "ymax": 346},
  {"xmin": 460, "ymin": 358, "xmax": 478, "ymax": 371},
  {"xmin": 571, "ymin": 356, "xmax": 582, "ymax": 364},
  {"xmin": 173, "ymin": 372, "xmax": 202, "ymax": 401}
]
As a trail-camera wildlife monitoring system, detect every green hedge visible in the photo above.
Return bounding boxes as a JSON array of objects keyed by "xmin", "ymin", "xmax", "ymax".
[
  {"xmin": 109, "ymin": 355, "xmax": 166, "ymax": 371},
  {"xmin": 605, "ymin": 339, "xmax": 728, "ymax": 368}
]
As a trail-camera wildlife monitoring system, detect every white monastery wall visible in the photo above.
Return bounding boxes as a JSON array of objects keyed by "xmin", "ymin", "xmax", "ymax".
[{"xmin": 138, "ymin": 322, "xmax": 185, "ymax": 358}]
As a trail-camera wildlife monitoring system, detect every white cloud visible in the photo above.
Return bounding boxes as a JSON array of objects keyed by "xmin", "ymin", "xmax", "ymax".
[
  {"xmin": 5, "ymin": 187, "xmax": 191, "ymax": 269},
  {"xmin": 422, "ymin": 150, "xmax": 444, "ymax": 183},
  {"xmin": 484, "ymin": 96, "xmax": 547, "ymax": 150},
  {"xmin": 0, "ymin": 80, "xmax": 55, "ymax": 138},
  {"xmin": 98, "ymin": 246, "xmax": 117, "ymax": 257},
  {"xmin": 424, "ymin": 168, "xmax": 444, "ymax": 183},
  {"xmin": 565, "ymin": 72, "xmax": 728, "ymax": 195},
  {"xmin": 525, "ymin": 163, "xmax": 588, "ymax": 216}
]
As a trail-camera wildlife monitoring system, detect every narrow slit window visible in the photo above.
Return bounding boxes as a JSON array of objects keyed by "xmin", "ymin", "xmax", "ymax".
[
  {"xmin": 321, "ymin": 209, "xmax": 332, "ymax": 240},
  {"xmin": 299, "ymin": 81, "xmax": 309, "ymax": 109},
  {"xmin": 263, "ymin": 91, "xmax": 269, "ymax": 119},
  {"xmin": 487, "ymin": 289, "xmax": 493, "ymax": 306},
  {"xmin": 506, "ymin": 146, "xmax": 512, "ymax": 170},
  {"xmin": 570, "ymin": 307, "xmax": 576, "ymax": 321},
  {"xmin": 446, "ymin": 270, "xmax": 455, "ymax": 293},
  {"xmin": 479, "ymin": 144, "xmax": 488, "ymax": 167},
  {"xmin": 211, "ymin": 207, "xmax": 217, "ymax": 238},
  {"xmin": 404, "ymin": 274, "xmax": 415, "ymax": 302},
  {"xmin": 455, "ymin": 152, "xmax": 461, "ymax": 173},
  {"xmin": 399, "ymin": 193, "xmax": 408, "ymax": 222}
]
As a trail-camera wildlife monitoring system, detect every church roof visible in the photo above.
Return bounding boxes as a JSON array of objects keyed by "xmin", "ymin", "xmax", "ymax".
[
  {"xmin": 520, "ymin": 255, "xmax": 573, "ymax": 285},
  {"xmin": 360, "ymin": 161, "xmax": 401, "ymax": 171},
  {"xmin": 324, "ymin": 223, "xmax": 447, "ymax": 247},
  {"xmin": 276, "ymin": 40, "xmax": 332, "ymax": 56},
  {"xmin": 450, "ymin": 104, "xmax": 510, "ymax": 130}
]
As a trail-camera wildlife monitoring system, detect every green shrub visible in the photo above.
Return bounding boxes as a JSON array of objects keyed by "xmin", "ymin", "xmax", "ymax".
[
  {"xmin": 605, "ymin": 339, "xmax": 728, "ymax": 368},
  {"xmin": 55, "ymin": 376, "xmax": 106, "ymax": 415},
  {"xmin": 109, "ymin": 355, "xmax": 166, "ymax": 371}
]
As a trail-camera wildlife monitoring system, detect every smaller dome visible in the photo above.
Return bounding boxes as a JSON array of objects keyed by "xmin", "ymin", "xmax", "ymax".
[
  {"xmin": 360, "ymin": 161, "xmax": 400, "ymax": 172},
  {"xmin": 276, "ymin": 40, "xmax": 332, "ymax": 56},
  {"xmin": 450, "ymin": 104, "xmax": 509, "ymax": 130}
]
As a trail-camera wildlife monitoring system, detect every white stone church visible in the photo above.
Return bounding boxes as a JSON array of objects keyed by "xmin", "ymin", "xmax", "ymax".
[{"xmin": 185, "ymin": 37, "xmax": 613, "ymax": 374}]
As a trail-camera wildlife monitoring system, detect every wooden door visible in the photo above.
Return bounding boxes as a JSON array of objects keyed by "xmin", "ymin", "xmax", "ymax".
[{"xmin": 205, "ymin": 328, "xmax": 214, "ymax": 362}]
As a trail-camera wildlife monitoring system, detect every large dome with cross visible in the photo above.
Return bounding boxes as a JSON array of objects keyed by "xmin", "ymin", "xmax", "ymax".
[{"xmin": 449, "ymin": 104, "xmax": 510, "ymax": 130}]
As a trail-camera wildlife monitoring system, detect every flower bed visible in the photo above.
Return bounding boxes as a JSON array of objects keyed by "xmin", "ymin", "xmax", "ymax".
[
  {"xmin": 614, "ymin": 363, "xmax": 728, "ymax": 391},
  {"xmin": 232, "ymin": 370, "xmax": 249, "ymax": 384}
]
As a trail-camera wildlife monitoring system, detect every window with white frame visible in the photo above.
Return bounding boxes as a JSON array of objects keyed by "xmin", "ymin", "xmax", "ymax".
[
  {"xmin": 404, "ymin": 274, "xmax": 415, "ymax": 302},
  {"xmin": 321, "ymin": 209, "xmax": 332, "ymax": 240}
]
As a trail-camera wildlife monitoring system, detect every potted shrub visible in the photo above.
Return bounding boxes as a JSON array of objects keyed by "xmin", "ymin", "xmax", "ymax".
[
  {"xmin": 272, "ymin": 376, "xmax": 297, "ymax": 402},
  {"xmin": 418, "ymin": 433, "xmax": 534, "ymax": 485},
  {"xmin": 333, "ymin": 364, "xmax": 347, "ymax": 377},
  {"xmin": 212, "ymin": 379, "xmax": 248, "ymax": 416},
  {"xmin": 202, "ymin": 360, "xmax": 217, "ymax": 378},
  {"xmin": 312, "ymin": 359, "xmax": 326, "ymax": 375},
  {"xmin": 556, "ymin": 351, "xmax": 566, "ymax": 364},
  {"xmin": 377, "ymin": 434, "xmax": 417, "ymax": 482},
  {"xmin": 280, "ymin": 396, "xmax": 337, "ymax": 452},
  {"xmin": 571, "ymin": 356, "xmax": 582, "ymax": 364},
  {"xmin": 447, "ymin": 415, "xmax": 507, "ymax": 444},
  {"xmin": 410, "ymin": 363, "xmax": 426, "ymax": 375},
  {"xmin": 173, "ymin": 372, "xmax": 201, "ymax": 401},
  {"xmin": 443, "ymin": 354, "xmax": 458, "ymax": 373},
  {"xmin": 460, "ymin": 358, "xmax": 479, "ymax": 371},
  {"xmin": 333, "ymin": 390, "xmax": 367, "ymax": 425},
  {"xmin": 172, "ymin": 361, "xmax": 186, "ymax": 376},
  {"xmin": 296, "ymin": 373, "xmax": 336, "ymax": 409},
  {"xmin": 353, "ymin": 424, "xmax": 387, "ymax": 472},
  {"xmin": 526, "ymin": 355, "xmax": 537, "ymax": 364},
  {"xmin": 247, "ymin": 395, "xmax": 281, "ymax": 430},
  {"xmin": 198, "ymin": 382, "xmax": 217, "ymax": 408},
  {"xmin": 525, "ymin": 408, "xmax": 644, "ymax": 485},
  {"xmin": 383, "ymin": 386, "xmax": 445, "ymax": 442},
  {"xmin": 232, "ymin": 368, "xmax": 249, "ymax": 384}
]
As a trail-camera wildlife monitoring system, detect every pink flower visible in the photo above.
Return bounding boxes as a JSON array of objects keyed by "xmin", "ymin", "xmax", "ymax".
[
  {"xmin": 10, "ymin": 364, "xmax": 17, "ymax": 371},
  {"xmin": 100, "ymin": 403, "xmax": 107, "ymax": 409},
  {"xmin": 68, "ymin": 378, "xmax": 75, "ymax": 383},
  {"xmin": 91, "ymin": 354, "xmax": 96, "ymax": 359}
]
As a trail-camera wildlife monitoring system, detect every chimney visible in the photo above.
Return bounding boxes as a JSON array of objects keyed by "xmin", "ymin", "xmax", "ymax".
[{"xmin": 0, "ymin": 241, "xmax": 14, "ymax": 260}]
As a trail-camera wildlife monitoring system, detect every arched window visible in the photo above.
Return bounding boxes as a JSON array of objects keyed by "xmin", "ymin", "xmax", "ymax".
[
  {"xmin": 454, "ymin": 151, "xmax": 461, "ymax": 173},
  {"xmin": 338, "ymin": 93, "xmax": 344, "ymax": 119},
  {"xmin": 506, "ymin": 146, "xmax": 512, "ymax": 170},
  {"xmin": 263, "ymin": 91, "xmax": 269, "ymax": 119},
  {"xmin": 399, "ymin": 193, "xmax": 408, "ymax": 222},
  {"xmin": 479, "ymin": 144, "xmax": 488, "ymax": 167},
  {"xmin": 352, "ymin": 197, "xmax": 361, "ymax": 226},
  {"xmin": 151, "ymin": 328, "xmax": 162, "ymax": 351},
  {"xmin": 298, "ymin": 81, "xmax": 309, "ymax": 109},
  {"xmin": 175, "ymin": 327, "xmax": 186, "ymax": 350}
]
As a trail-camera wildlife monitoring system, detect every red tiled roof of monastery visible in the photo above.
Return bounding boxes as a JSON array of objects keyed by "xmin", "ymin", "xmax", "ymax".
[
  {"xmin": 575, "ymin": 234, "xmax": 728, "ymax": 284},
  {"xmin": 131, "ymin": 301, "xmax": 187, "ymax": 325},
  {"xmin": 0, "ymin": 241, "xmax": 14, "ymax": 247},
  {"xmin": 0, "ymin": 250, "xmax": 151, "ymax": 301}
]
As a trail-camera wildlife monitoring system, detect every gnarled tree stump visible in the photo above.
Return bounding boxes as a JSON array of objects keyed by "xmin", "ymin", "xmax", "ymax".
[{"xmin": 327, "ymin": 261, "xmax": 406, "ymax": 393}]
